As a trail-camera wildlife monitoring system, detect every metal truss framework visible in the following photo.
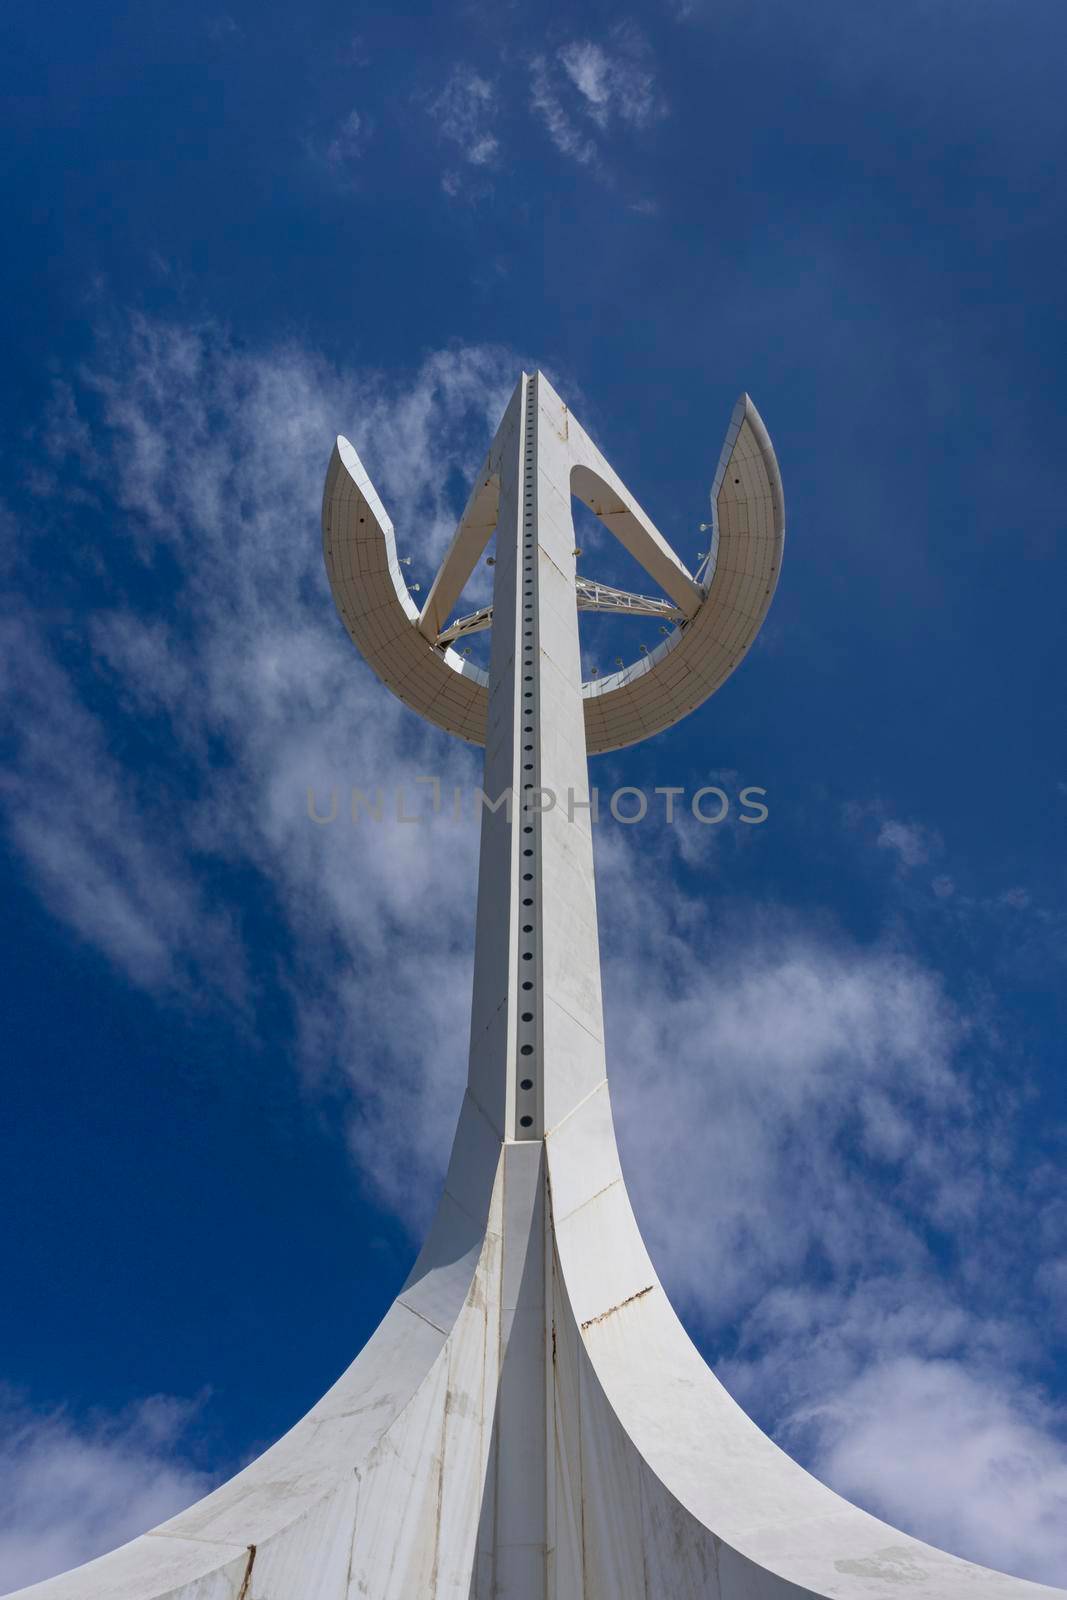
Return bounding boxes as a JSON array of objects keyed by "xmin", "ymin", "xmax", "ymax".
[{"xmin": 436, "ymin": 578, "xmax": 685, "ymax": 647}]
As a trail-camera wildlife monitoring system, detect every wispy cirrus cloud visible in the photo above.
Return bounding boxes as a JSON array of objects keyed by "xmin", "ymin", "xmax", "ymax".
[
  {"xmin": 0, "ymin": 612, "xmax": 244, "ymax": 998},
  {"xmin": 0, "ymin": 1391, "xmax": 214, "ymax": 1594},
  {"xmin": 529, "ymin": 55, "xmax": 599, "ymax": 169},
  {"xmin": 429, "ymin": 65, "xmax": 501, "ymax": 199},
  {"xmin": 877, "ymin": 816, "xmax": 937, "ymax": 869},
  {"xmin": 7, "ymin": 321, "xmax": 516, "ymax": 1216},
  {"xmin": 529, "ymin": 25, "xmax": 667, "ymax": 181},
  {"xmin": 558, "ymin": 34, "xmax": 666, "ymax": 131},
  {"xmin": 307, "ymin": 107, "xmax": 370, "ymax": 185},
  {"xmin": 843, "ymin": 798, "xmax": 1067, "ymax": 989},
  {"xmin": 596, "ymin": 864, "xmax": 974, "ymax": 1335},
  {"xmin": 718, "ymin": 1275, "xmax": 1067, "ymax": 1581},
  {"xmin": 798, "ymin": 1356, "xmax": 1067, "ymax": 1581},
  {"xmin": 844, "ymin": 800, "xmax": 942, "ymax": 874},
  {"xmin": 591, "ymin": 825, "xmax": 1067, "ymax": 1584}
]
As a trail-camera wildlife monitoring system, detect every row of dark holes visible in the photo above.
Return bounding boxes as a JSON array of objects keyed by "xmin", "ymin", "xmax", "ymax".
[{"xmin": 518, "ymin": 383, "xmax": 538, "ymax": 1131}]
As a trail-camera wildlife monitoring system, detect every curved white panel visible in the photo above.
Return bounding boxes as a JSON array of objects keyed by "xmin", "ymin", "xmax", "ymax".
[
  {"xmin": 581, "ymin": 394, "xmax": 784, "ymax": 752},
  {"xmin": 322, "ymin": 436, "xmax": 489, "ymax": 746},
  {"xmin": 544, "ymin": 1081, "xmax": 1053, "ymax": 1600},
  {"xmin": 8, "ymin": 1094, "xmax": 505, "ymax": 1600}
]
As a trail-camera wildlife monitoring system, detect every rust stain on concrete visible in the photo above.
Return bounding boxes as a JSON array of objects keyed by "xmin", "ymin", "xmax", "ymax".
[{"xmin": 580, "ymin": 1285, "xmax": 654, "ymax": 1331}]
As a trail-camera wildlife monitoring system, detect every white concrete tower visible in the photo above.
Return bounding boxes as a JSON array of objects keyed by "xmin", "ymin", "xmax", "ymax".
[{"xmin": 10, "ymin": 373, "xmax": 1063, "ymax": 1600}]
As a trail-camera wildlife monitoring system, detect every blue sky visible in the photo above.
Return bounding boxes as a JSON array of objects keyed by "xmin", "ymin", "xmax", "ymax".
[{"xmin": 2, "ymin": 0, "xmax": 1067, "ymax": 1587}]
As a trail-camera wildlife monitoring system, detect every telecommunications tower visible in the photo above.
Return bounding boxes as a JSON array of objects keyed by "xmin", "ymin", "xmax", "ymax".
[{"xmin": 12, "ymin": 373, "xmax": 1060, "ymax": 1599}]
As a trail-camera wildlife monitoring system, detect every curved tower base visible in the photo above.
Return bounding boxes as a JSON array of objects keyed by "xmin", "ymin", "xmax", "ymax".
[{"xmin": 11, "ymin": 1097, "xmax": 1059, "ymax": 1599}]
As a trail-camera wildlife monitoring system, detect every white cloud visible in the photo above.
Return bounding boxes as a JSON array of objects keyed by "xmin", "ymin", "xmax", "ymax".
[
  {"xmin": 5, "ymin": 320, "xmax": 517, "ymax": 1218},
  {"xmin": 529, "ymin": 26, "xmax": 666, "ymax": 176},
  {"xmin": 559, "ymin": 34, "xmax": 666, "ymax": 130},
  {"xmin": 845, "ymin": 801, "xmax": 1066, "ymax": 989},
  {"xmin": 529, "ymin": 55, "xmax": 599, "ymax": 168},
  {"xmin": 429, "ymin": 66, "xmax": 500, "ymax": 195},
  {"xmin": 559, "ymin": 42, "xmax": 615, "ymax": 126},
  {"xmin": 315, "ymin": 109, "xmax": 369, "ymax": 180},
  {"xmin": 0, "ymin": 614, "xmax": 244, "ymax": 998},
  {"xmin": 601, "ymin": 892, "xmax": 967, "ymax": 1324},
  {"xmin": 877, "ymin": 816, "xmax": 936, "ymax": 869},
  {"xmin": 588, "ymin": 836, "xmax": 1067, "ymax": 1580},
  {"xmin": 0, "ymin": 1392, "xmax": 212, "ymax": 1594},
  {"xmin": 796, "ymin": 1357, "xmax": 1067, "ymax": 1585}
]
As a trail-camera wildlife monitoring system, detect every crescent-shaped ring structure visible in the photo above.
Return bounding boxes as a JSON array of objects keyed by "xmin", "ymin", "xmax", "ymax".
[
  {"xmin": 10, "ymin": 373, "xmax": 1061, "ymax": 1600},
  {"xmin": 321, "ymin": 385, "xmax": 784, "ymax": 753}
]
